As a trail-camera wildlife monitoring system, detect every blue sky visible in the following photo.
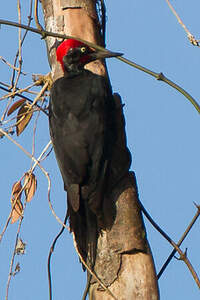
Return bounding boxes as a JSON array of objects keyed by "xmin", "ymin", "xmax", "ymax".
[{"xmin": 0, "ymin": 1, "xmax": 199, "ymax": 299}]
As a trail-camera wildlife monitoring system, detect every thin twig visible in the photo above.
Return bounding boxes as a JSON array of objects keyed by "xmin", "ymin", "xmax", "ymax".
[
  {"xmin": 118, "ymin": 57, "xmax": 200, "ymax": 114},
  {"xmin": 0, "ymin": 19, "xmax": 96, "ymax": 43},
  {"xmin": 140, "ymin": 201, "xmax": 200, "ymax": 288},
  {"xmin": 173, "ymin": 247, "xmax": 200, "ymax": 289},
  {"xmin": 10, "ymin": 0, "xmax": 33, "ymax": 87},
  {"xmin": 0, "ymin": 216, "xmax": 11, "ymax": 244},
  {"xmin": 47, "ymin": 176, "xmax": 70, "ymax": 231},
  {"xmin": 2, "ymin": 107, "xmax": 37, "ymax": 128},
  {"xmin": 31, "ymin": 109, "xmax": 41, "ymax": 161},
  {"xmin": 0, "ymin": 56, "xmax": 26, "ymax": 73},
  {"xmin": 0, "ymin": 85, "xmax": 48, "ymax": 116},
  {"xmin": 0, "ymin": 81, "xmax": 12, "ymax": 89},
  {"xmin": 30, "ymin": 81, "xmax": 49, "ymax": 108},
  {"xmin": 1, "ymin": 98, "xmax": 14, "ymax": 123},
  {"xmin": 47, "ymin": 211, "xmax": 68, "ymax": 300},
  {"xmin": 166, "ymin": 0, "xmax": 199, "ymax": 46},
  {"xmin": 6, "ymin": 204, "xmax": 26, "ymax": 300},
  {"xmin": 12, "ymin": 0, "xmax": 23, "ymax": 92},
  {"xmin": 34, "ymin": 0, "xmax": 44, "ymax": 33},
  {"xmin": 0, "ymin": 128, "xmax": 46, "ymax": 169},
  {"xmin": 1, "ymin": 80, "xmax": 48, "ymax": 125},
  {"xmin": 1, "ymin": 0, "xmax": 23, "ymax": 125},
  {"xmin": 0, "ymin": 82, "xmax": 37, "ymax": 101},
  {"xmin": 0, "ymin": 81, "xmax": 36, "ymax": 122},
  {"xmin": 158, "ymin": 203, "xmax": 200, "ymax": 279}
]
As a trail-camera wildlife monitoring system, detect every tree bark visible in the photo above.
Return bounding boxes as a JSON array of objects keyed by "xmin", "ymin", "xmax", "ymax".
[{"xmin": 41, "ymin": 0, "xmax": 159, "ymax": 299}]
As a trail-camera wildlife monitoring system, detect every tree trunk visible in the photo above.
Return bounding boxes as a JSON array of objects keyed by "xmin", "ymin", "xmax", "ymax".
[{"xmin": 41, "ymin": 0, "xmax": 159, "ymax": 299}]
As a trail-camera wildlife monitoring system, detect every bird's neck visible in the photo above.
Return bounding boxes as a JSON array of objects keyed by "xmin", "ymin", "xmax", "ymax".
[{"xmin": 63, "ymin": 63, "xmax": 85, "ymax": 77}]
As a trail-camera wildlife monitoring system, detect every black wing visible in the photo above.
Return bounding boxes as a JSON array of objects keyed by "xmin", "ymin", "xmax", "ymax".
[{"xmin": 49, "ymin": 72, "xmax": 115, "ymax": 212}]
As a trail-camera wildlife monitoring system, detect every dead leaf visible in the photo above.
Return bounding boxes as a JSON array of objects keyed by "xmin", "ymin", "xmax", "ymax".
[
  {"xmin": 24, "ymin": 173, "xmax": 37, "ymax": 202},
  {"xmin": 12, "ymin": 181, "xmax": 22, "ymax": 194},
  {"xmin": 13, "ymin": 262, "xmax": 20, "ymax": 276},
  {"xmin": 15, "ymin": 238, "xmax": 26, "ymax": 255},
  {"xmin": 7, "ymin": 99, "xmax": 26, "ymax": 116},
  {"xmin": 16, "ymin": 104, "xmax": 33, "ymax": 136},
  {"xmin": 11, "ymin": 201, "xmax": 23, "ymax": 224},
  {"xmin": 11, "ymin": 181, "xmax": 23, "ymax": 224}
]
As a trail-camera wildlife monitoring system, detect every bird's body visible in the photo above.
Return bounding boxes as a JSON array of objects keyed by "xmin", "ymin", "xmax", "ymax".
[
  {"xmin": 49, "ymin": 39, "xmax": 131, "ymax": 267},
  {"xmin": 50, "ymin": 69, "xmax": 115, "ymax": 214}
]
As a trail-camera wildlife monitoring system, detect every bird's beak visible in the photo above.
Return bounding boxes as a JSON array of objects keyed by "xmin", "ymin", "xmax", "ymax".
[{"xmin": 88, "ymin": 50, "xmax": 123, "ymax": 61}]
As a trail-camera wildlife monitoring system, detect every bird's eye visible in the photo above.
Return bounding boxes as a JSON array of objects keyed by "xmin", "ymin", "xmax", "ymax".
[{"xmin": 80, "ymin": 47, "xmax": 86, "ymax": 53}]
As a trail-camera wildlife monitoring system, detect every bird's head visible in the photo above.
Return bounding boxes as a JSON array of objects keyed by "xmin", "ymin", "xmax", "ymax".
[{"xmin": 56, "ymin": 39, "xmax": 122, "ymax": 75}]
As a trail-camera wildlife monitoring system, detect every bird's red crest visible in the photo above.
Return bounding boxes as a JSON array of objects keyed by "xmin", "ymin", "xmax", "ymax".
[{"xmin": 56, "ymin": 39, "xmax": 88, "ymax": 71}]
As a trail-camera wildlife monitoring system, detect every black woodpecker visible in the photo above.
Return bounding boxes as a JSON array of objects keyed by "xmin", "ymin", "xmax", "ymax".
[{"xmin": 49, "ymin": 39, "xmax": 131, "ymax": 266}]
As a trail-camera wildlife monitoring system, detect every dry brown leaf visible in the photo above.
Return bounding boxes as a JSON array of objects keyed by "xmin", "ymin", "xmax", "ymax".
[
  {"xmin": 16, "ymin": 104, "xmax": 33, "ymax": 136},
  {"xmin": 12, "ymin": 181, "xmax": 22, "ymax": 194},
  {"xmin": 13, "ymin": 262, "xmax": 20, "ymax": 276},
  {"xmin": 11, "ymin": 201, "xmax": 23, "ymax": 224},
  {"xmin": 7, "ymin": 99, "xmax": 26, "ymax": 116},
  {"xmin": 11, "ymin": 181, "xmax": 23, "ymax": 224},
  {"xmin": 24, "ymin": 173, "xmax": 37, "ymax": 202},
  {"xmin": 15, "ymin": 238, "xmax": 26, "ymax": 255}
]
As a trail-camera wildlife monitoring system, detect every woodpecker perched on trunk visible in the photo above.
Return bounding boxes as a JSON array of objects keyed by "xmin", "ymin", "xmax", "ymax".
[{"xmin": 49, "ymin": 39, "xmax": 131, "ymax": 267}]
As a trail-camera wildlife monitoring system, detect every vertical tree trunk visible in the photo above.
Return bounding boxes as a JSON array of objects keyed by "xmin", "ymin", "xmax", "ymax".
[{"xmin": 41, "ymin": 1, "xmax": 159, "ymax": 299}]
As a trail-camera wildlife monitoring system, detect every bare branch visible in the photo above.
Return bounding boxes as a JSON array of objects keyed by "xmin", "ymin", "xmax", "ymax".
[
  {"xmin": 0, "ymin": 19, "xmax": 199, "ymax": 113},
  {"xmin": 12, "ymin": 0, "xmax": 23, "ymax": 92},
  {"xmin": 118, "ymin": 59, "xmax": 200, "ymax": 114},
  {"xmin": 166, "ymin": 0, "xmax": 199, "ymax": 46},
  {"xmin": 140, "ymin": 201, "xmax": 200, "ymax": 288},
  {"xmin": 10, "ymin": 0, "xmax": 33, "ymax": 87},
  {"xmin": 0, "ymin": 84, "xmax": 48, "ymax": 116},
  {"xmin": 47, "ymin": 212, "xmax": 68, "ymax": 300},
  {"xmin": 158, "ymin": 203, "xmax": 200, "ymax": 278},
  {"xmin": 0, "ymin": 56, "xmax": 26, "ymax": 73},
  {"xmin": 6, "ymin": 210, "xmax": 25, "ymax": 300},
  {"xmin": 34, "ymin": 0, "xmax": 44, "ymax": 33},
  {"xmin": 0, "ymin": 83, "xmax": 37, "ymax": 101}
]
